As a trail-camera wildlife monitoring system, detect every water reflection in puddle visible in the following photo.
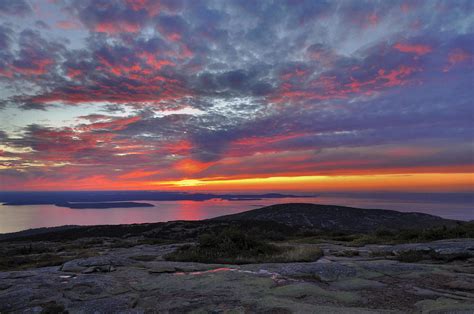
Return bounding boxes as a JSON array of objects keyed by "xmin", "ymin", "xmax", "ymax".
[{"xmin": 175, "ymin": 267, "xmax": 233, "ymax": 276}]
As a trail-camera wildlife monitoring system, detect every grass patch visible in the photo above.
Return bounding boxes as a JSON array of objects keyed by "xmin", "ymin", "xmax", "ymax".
[
  {"xmin": 165, "ymin": 228, "xmax": 323, "ymax": 264},
  {"xmin": 271, "ymin": 245, "xmax": 324, "ymax": 263}
]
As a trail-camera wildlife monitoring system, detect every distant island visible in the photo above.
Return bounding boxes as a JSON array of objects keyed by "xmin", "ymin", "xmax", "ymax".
[
  {"xmin": 0, "ymin": 191, "xmax": 308, "ymax": 206},
  {"xmin": 54, "ymin": 202, "xmax": 155, "ymax": 209}
]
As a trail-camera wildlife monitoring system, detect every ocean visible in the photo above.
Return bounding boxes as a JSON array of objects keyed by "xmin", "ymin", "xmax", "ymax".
[{"xmin": 0, "ymin": 193, "xmax": 472, "ymax": 234}]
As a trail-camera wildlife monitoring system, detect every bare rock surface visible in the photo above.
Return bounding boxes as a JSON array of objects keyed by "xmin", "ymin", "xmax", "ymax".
[{"xmin": 1, "ymin": 240, "xmax": 474, "ymax": 313}]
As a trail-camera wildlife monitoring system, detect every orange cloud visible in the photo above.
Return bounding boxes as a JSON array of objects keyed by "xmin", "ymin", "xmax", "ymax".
[
  {"xmin": 175, "ymin": 159, "xmax": 214, "ymax": 174},
  {"xmin": 119, "ymin": 169, "xmax": 160, "ymax": 179}
]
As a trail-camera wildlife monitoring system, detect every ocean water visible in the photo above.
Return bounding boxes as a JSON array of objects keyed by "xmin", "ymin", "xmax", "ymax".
[{"xmin": 0, "ymin": 194, "xmax": 473, "ymax": 234}]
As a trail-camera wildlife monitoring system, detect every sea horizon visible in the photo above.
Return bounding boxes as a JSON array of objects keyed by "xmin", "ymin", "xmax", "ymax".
[{"xmin": 1, "ymin": 190, "xmax": 472, "ymax": 234}]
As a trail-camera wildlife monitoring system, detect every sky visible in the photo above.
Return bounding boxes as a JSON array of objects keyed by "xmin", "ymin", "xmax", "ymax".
[{"xmin": 0, "ymin": 0, "xmax": 473, "ymax": 192}]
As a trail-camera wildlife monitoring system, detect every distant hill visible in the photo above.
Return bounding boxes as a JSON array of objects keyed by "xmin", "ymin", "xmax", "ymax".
[{"xmin": 211, "ymin": 203, "xmax": 459, "ymax": 232}]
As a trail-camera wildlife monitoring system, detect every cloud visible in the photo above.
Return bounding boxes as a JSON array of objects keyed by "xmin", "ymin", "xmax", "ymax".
[
  {"xmin": 156, "ymin": 14, "xmax": 188, "ymax": 41},
  {"xmin": 71, "ymin": 0, "xmax": 150, "ymax": 34},
  {"xmin": 0, "ymin": 24, "xmax": 12, "ymax": 50},
  {"xmin": 0, "ymin": 0, "xmax": 32, "ymax": 17},
  {"xmin": 0, "ymin": 28, "xmax": 65, "ymax": 81}
]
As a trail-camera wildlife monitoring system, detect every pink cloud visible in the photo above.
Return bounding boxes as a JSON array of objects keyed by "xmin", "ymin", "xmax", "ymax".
[{"xmin": 393, "ymin": 43, "xmax": 432, "ymax": 55}]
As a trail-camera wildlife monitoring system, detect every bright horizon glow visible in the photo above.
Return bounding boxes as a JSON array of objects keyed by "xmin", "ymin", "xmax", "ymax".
[
  {"xmin": 2, "ymin": 172, "xmax": 472, "ymax": 193},
  {"xmin": 155, "ymin": 173, "xmax": 474, "ymax": 192}
]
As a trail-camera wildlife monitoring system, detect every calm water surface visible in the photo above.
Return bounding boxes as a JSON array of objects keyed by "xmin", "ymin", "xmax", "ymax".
[{"xmin": 1, "ymin": 195, "xmax": 473, "ymax": 234}]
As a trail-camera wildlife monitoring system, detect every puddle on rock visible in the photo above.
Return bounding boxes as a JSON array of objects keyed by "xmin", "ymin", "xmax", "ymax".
[{"xmin": 175, "ymin": 267, "xmax": 233, "ymax": 276}]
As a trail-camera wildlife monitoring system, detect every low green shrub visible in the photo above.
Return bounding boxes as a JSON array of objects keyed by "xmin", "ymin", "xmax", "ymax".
[{"xmin": 165, "ymin": 228, "xmax": 323, "ymax": 264}]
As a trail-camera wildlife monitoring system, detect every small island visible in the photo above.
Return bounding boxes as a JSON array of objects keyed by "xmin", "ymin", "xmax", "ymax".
[{"xmin": 54, "ymin": 202, "xmax": 155, "ymax": 209}]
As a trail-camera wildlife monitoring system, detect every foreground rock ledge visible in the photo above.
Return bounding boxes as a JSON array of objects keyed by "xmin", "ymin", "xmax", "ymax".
[{"xmin": 0, "ymin": 239, "xmax": 473, "ymax": 313}]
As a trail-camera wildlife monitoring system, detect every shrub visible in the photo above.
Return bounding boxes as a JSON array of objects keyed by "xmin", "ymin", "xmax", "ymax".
[
  {"xmin": 165, "ymin": 228, "xmax": 280, "ymax": 263},
  {"xmin": 375, "ymin": 228, "xmax": 395, "ymax": 238},
  {"xmin": 165, "ymin": 228, "xmax": 323, "ymax": 264}
]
